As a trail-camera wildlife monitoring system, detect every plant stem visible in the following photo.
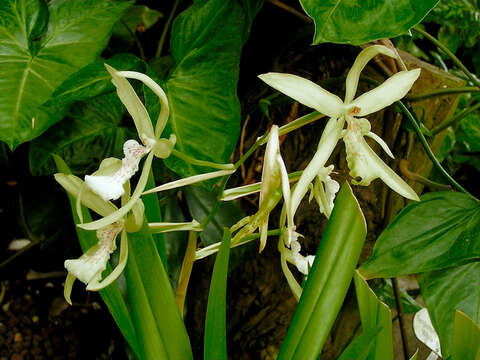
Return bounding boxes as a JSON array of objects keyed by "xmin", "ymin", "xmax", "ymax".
[
  {"xmin": 398, "ymin": 101, "xmax": 478, "ymax": 200},
  {"xmin": 171, "ymin": 149, "xmax": 234, "ymax": 170},
  {"xmin": 121, "ymin": 19, "xmax": 145, "ymax": 61},
  {"xmin": 413, "ymin": 27, "xmax": 480, "ymax": 88},
  {"xmin": 406, "ymin": 87, "xmax": 480, "ymax": 102},
  {"xmin": 431, "ymin": 102, "xmax": 480, "ymax": 135},
  {"xmin": 175, "ymin": 231, "xmax": 197, "ymax": 316},
  {"xmin": 391, "ymin": 277, "xmax": 411, "ymax": 360},
  {"xmin": 155, "ymin": 0, "xmax": 180, "ymax": 58}
]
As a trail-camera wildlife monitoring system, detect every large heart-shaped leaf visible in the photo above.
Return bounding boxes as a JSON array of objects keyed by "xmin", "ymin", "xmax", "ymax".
[
  {"xmin": 29, "ymin": 92, "xmax": 128, "ymax": 176},
  {"xmin": 360, "ymin": 192, "xmax": 480, "ymax": 279},
  {"xmin": 29, "ymin": 54, "xmax": 144, "ymax": 175},
  {"xmin": 299, "ymin": 0, "xmax": 439, "ymax": 45},
  {"xmin": 418, "ymin": 262, "xmax": 480, "ymax": 357},
  {"xmin": 0, "ymin": 0, "xmax": 131, "ymax": 149},
  {"xmin": 158, "ymin": 0, "xmax": 262, "ymax": 178}
]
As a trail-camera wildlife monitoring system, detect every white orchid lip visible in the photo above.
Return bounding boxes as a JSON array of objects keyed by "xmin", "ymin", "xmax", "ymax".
[
  {"xmin": 85, "ymin": 140, "xmax": 149, "ymax": 201},
  {"xmin": 64, "ymin": 222, "xmax": 123, "ymax": 285}
]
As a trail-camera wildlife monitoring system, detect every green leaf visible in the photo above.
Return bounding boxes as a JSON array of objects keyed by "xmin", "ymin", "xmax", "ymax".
[
  {"xmin": 337, "ymin": 328, "xmax": 381, "ymax": 360},
  {"xmin": 299, "ymin": 0, "xmax": 439, "ymax": 45},
  {"xmin": 0, "ymin": 0, "xmax": 131, "ymax": 149},
  {"xmin": 158, "ymin": 0, "xmax": 261, "ymax": 178},
  {"xmin": 450, "ymin": 310, "xmax": 480, "ymax": 360},
  {"xmin": 204, "ymin": 228, "xmax": 231, "ymax": 360},
  {"xmin": 46, "ymin": 53, "xmax": 145, "ymax": 107},
  {"xmin": 418, "ymin": 262, "xmax": 480, "ymax": 357},
  {"xmin": 354, "ymin": 271, "xmax": 393, "ymax": 360},
  {"xmin": 359, "ymin": 192, "xmax": 480, "ymax": 279},
  {"xmin": 278, "ymin": 183, "xmax": 367, "ymax": 360},
  {"xmin": 162, "ymin": 195, "xmax": 188, "ymax": 291},
  {"xmin": 125, "ymin": 220, "xmax": 193, "ymax": 360},
  {"xmin": 30, "ymin": 92, "xmax": 128, "ymax": 176},
  {"xmin": 112, "ymin": 5, "xmax": 163, "ymax": 42},
  {"xmin": 372, "ymin": 279, "xmax": 422, "ymax": 314},
  {"xmin": 456, "ymin": 112, "xmax": 480, "ymax": 153},
  {"xmin": 54, "ymin": 155, "xmax": 139, "ymax": 358}
]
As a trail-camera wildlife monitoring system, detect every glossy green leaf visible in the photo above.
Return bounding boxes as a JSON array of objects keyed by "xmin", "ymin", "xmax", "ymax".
[
  {"xmin": 157, "ymin": 0, "xmax": 261, "ymax": 178},
  {"xmin": 125, "ymin": 220, "xmax": 193, "ymax": 360},
  {"xmin": 30, "ymin": 92, "xmax": 128, "ymax": 176},
  {"xmin": 337, "ymin": 328, "xmax": 381, "ymax": 360},
  {"xmin": 418, "ymin": 262, "xmax": 480, "ymax": 357},
  {"xmin": 45, "ymin": 54, "xmax": 145, "ymax": 107},
  {"xmin": 354, "ymin": 271, "xmax": 393, "ymax": 360},
  {"xmin": 112, "ymin": 5, "xmax": 163, "ymax": 42},
  {"xmin": 143, "ymin": 171, "xmax": 167, "ymax": 267},
  {"xmin": 204, "ymin": 228, "xmax": 231, "ymax": 360},
  {"xmin": 360, "ymin": 192, "xmax": 480, "ymax": 279},
  {"xmin": 278, "ymin": 183, "xmax": 367, "ymax": 360},
  {"xmin": 0, "ymin": 0, "xmax": 131, "ymax": 149},
  {"xmin": 162, "ymin": 196, "xmax": 188, "ymax": 291},
  {"xmin": 299, "ymin": 0, "xmax": 439, "ymax": 45},
  {"xmin": 450, "ymin": 310, "xmax": 480, "ymax": 360},
  {"xmin": 54, "ymin": 156, "xmax": 139, "ymax": 358},
  {"xmin": 373, "ymin": 279, "xmax": 422, "ymax": 314}
]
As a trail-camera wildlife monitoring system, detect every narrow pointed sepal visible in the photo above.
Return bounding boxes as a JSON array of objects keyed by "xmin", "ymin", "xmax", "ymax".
[
  {"xmin": 105, "ymin": 64, "xmax": 155, "ymax": 140},
  {"xmin": 258, "ymin": 73, "xmax": 345, "ymax": 118},
  {"xmin": 345, "ymin": 45, "xmax": 397, "ymax": 104},
  {"xmin": 350, "ymin": 69, "xmax": 421, "ymax": 116}
]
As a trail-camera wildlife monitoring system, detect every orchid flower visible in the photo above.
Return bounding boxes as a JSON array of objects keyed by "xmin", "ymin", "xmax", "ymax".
[
  {"xmin": 258, "ymin": 45, "xmax": 420, "ymax": 231},
  {"xmin": 54, "ymin": 67, "xmax": 235, "ymax": 303}
]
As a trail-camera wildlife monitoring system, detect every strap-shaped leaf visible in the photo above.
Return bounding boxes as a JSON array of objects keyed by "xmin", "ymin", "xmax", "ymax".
[
  {"xmin": 278, "ymin": 183, "xmax": 367, "ymax": 360},
  {"xmin": 204, "ymin": 229, "xmax": 231, "ymax": 360}
]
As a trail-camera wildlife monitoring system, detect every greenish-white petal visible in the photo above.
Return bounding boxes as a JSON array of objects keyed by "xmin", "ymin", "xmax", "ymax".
[
  {"xmin": 87, "ymin": 229, "xmax": 129, "ymax": 291},
  {"xmin": 291, "ymin": 116, "xmax": 344, "ymax": 217},
  {"xmin": 344, "ymin": 118, "xmax": 419, "ymax": 201},
  {"xmin": 64, "ymin": 273, "xmax": 76, "ymax": 305},
  {"xmin": 142, "ymin": 169, "xmax": 235, "ymax": 195},
  {"xmin": 366, "ymin": 131, "xmax": 395, "ymax": 159},
  {"xmin": 148, "ymin": 220, "xmax": 203, "ymax": 233},
  {"xmin": 117, "ymin": 70, "xmax": 169, "ymax": 138},
  {"xmin": 106, "ymin": 65, "xmax": 155, "ymax": 140},
  {"xmin": 258, "ymin": 73, "xmax": 345, "ymax": 117},
  {"xmin": 350, "ymin": 69, "xmax": 421, "ymax": 116},
  {"xmin": 345, "ymin": 45, "xmax": 397, "ymax": 104},
  {"xmin": 153, "ymin": 135, "xmax": 176, "ymax": 158},
  {"xmin": 54, "ymin": 174, "xmax": 117, "ymax": 217}
]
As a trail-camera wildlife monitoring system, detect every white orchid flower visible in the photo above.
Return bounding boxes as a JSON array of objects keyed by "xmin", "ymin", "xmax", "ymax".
[
  {"xmin": 63, "ymin": 222, "xmax": 126, "ymax": 304},
  {"xmin": 258, "ymin": 45, "xmax": 420, "ymax": 223}
]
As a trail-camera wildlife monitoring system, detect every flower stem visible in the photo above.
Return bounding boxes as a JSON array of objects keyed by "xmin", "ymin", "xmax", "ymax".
[
  {"xmin": 155, "ymin": 0, "xmax": 180, "ymax": 58},
  {"xmin": 398, "ymin": 101, "xmax": 478, "ymax": 200},
  {"xmin": 413, "ymin": 27, "xmax": 480, "ymax": 88},
  {"xmin": 406, "ymin": 87, "xmax": 480, "ymax": 102}
]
